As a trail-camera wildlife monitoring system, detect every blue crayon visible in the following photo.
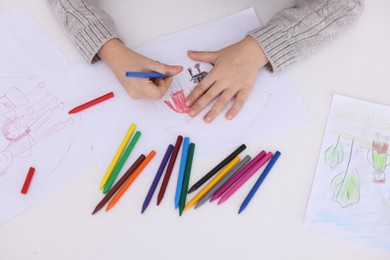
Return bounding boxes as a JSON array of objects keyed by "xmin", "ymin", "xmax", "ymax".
[
  {"xmin": 125, "ymin": 71, "xmax": 167, "ymax": 79},
  {"xmin": 238, "ymin": 151, "xmax": 281, "ymax": 214},
  {"xmin": 174, "ymin": 137, "xmax": 190, "ymax": 208}
]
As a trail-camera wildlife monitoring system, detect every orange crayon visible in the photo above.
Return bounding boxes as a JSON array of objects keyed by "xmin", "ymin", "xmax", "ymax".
[{"xmin": 106, "ymin": 150, "xmax": 156, "ymax": 211}]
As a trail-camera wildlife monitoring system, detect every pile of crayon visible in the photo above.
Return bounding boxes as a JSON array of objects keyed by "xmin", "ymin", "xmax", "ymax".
[{"xmin": 92, "ymin": 123, "xmax": 281, "ymax": 215}]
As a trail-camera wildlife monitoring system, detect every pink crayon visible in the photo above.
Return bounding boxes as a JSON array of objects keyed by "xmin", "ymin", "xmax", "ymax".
[
  {"xmin": 217, "ymin": 152, "xmax": 273, "ymax": 205},
  {"xmin": 210, "ymin": 150, "xmax": 266, "ymax": 202}
]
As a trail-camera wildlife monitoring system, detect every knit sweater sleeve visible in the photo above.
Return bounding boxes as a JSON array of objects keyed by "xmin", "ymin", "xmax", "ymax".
[
  {"xmin": 248, "ymin": 0, "xmax": 365, "ymax": 72},
  {"xmin": 47, "ymin": 0, "xmax": 121, "ymax": 63}
]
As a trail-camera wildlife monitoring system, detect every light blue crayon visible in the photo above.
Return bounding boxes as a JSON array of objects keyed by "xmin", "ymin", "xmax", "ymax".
[{"xmin": 174, "ymin": 137, "xmax": 190, "ymax": 208}]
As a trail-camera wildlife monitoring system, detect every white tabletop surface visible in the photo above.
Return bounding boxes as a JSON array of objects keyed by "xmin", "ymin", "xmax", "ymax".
[{"xmin": 0, "ymin": 0, "xmax": 389, "ymax": 259}]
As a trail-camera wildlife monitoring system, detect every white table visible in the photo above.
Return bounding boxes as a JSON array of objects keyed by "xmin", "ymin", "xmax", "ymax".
[{"xmin": 0, "ymin": 1, "xmax": 389, "ymax": 259}]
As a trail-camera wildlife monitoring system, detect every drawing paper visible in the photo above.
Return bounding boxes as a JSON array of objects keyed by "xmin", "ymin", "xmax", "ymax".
[
  {"xmin": 68, "ymin": 8, "xmax": 310, "ymax": 173},
  {"xmin": 305, "ymin": 94, "xmax": 390, "ymax": 251},
  {"xmin": 0, "ymin": 5, "xmax": 93, "ymax": 224}
]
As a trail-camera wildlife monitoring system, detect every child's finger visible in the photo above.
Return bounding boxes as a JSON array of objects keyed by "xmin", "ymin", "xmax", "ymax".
[
  {"xmin": 225, "ymin": 89, "xmax": 250, "ymax": 120},
  {"xmin": 203, "ymin": 88, "xmax": 237, "ymax": 123},
  {"xmin": 148, "ymin": 61, "xmax": 183, "ymax": 77},
  {"xmin": 187, "ymin": 50, "xmax": 218, "ymax": 63}
]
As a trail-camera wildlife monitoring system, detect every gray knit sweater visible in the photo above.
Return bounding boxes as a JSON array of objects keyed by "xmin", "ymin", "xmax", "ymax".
[{"xmin": 48, "ymin": 0, "xmax": 364, "ymax": 72}]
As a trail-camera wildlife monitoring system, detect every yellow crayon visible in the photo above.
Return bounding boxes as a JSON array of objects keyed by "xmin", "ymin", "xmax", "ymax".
[
  {"xmin": 184, "ymin": 156, "xmax": 240, "ymax": 211},
  {"xmin": 99, "ymin": 123, "xmax": 136, "ymax": 190}
]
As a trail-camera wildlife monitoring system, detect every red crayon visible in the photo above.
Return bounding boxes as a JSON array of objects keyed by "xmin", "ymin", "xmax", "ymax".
[
  {"xmin": 157, "ymin": 135, "xmax": 183, "ymax": 205},
  {"xmin": 68, "ymin": 91, "xmax": 114, "ymax": 114},
  {"xmin": 21, "ymin": 167, "xmax": 35, "ymax": 194}
]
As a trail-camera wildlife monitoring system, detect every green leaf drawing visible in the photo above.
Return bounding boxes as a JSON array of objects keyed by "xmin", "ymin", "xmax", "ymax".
[
  {"xmin": 325, "ymin": 138, "xmax": 343, "ymax": 168},
  {"xmin": 331, "ymin": 168, "xmax": 360, "ymax": 207}
]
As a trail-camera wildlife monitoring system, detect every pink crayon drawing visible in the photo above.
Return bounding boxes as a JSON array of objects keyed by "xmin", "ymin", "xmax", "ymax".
[
  {"xmin": 164, "ymin": 63, "xmax": 209, "ymax": 114},
  {"xmin": 0, "ymin": 75, "xmax": 74, "ymax": 176},
  {"xmin": 164, "ymin": 90, "xmax": 189, "ymax": 114}
]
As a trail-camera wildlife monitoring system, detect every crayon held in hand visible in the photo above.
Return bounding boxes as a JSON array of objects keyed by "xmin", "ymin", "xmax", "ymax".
[{"xmin": 125, "ymin": 71, "xmax": 167, "ymax": 79}]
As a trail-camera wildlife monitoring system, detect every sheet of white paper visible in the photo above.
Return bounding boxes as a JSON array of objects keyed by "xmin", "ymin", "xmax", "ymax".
[
  {"xmin": 68, "ymin": 8, "xmax": 310, "ymax": 176},
  {"xmin": 139, "ymin": 8, "xmax": 310, "ymax": 147},
  {"xmin": 305, "ymin": 94, "xmax": 390, "ymax": 251},
  {"xmin": 0, "ymin": 5, "xmax": 69, "ymax": 75},
  {"xmin": 0, "ymin": 5, "xmax": 94, "ymax": 224}
]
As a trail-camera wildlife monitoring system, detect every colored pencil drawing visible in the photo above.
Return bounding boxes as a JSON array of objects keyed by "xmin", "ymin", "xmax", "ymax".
[
  {"xmin": 324, "ymin": 133, "xmax": 389, "ymax": 208},
  {"xmin": 164, "ymin": 89, "xmax": 189, "ymax": 114},
  {"xmin": 325, "ymin": 133, "xmax": 390, "ymax": 208},
  {"xmin": 330, "ymin": 138, "xmax": 360, "ymax": 207},
  {"xmin": 163, "ymin": 62, "xmax": 209, "ymax": 114},
  {"xmin": 305, "ymin": 95, "xmax": 390, "ymax": 251},
  {"xmin": 367, "ymin": 133, "xmax": 389, "ymax": 184},
  {"xmin": 152, "ymin": 55, "xmax": 281, "ymax": 143},
  {"xmin": 324, "ymin": 134, "xmax": 344, "ymax": 168},
  {"xmin": 163, "ymin": 63, "xmax": 208, "ymax": 114},
  {"xmin": 0, "ymin": 75, "xmax": 75, "ymax": 176}
]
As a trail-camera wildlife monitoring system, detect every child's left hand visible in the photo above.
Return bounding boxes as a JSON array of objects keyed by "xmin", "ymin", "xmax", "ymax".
[{"xmin": 185, "ymin": 36, "xmax": 269, "ymax": 123}]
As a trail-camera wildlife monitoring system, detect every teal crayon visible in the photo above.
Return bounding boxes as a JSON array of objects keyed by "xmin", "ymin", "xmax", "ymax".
[{"xmin": 179, "ymin": 143, "xmax": 195, "ymax": 216}]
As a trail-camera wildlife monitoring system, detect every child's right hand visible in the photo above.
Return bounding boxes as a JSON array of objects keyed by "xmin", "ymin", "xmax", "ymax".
[{"xmin": 98, "ymin": 39, "xmax": 183, "ymax": 100}]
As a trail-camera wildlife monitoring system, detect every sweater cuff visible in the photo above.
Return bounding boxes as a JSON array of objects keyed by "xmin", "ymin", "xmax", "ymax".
[
  {"xmin": 73, "ymin": 22, "xmax": 121, "ymax": 63},
  {"xmin": 248, "ymin": 23, "xmax": 298, "ymax": 73}
]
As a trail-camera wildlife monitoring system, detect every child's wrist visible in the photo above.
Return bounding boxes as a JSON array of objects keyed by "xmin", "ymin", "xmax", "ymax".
[{"xmin": 243, "ymin": 36, "xmax": 269, "ymax": 67}]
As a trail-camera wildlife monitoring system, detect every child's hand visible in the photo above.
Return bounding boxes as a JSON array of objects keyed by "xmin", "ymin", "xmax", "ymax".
[
  {"xmin": 99, "ymin": 39, "xmax": 183, "ymax": 99},
  {"xmin": 185, "ymin": 36, "xmax": 268, "ymax": 123}
]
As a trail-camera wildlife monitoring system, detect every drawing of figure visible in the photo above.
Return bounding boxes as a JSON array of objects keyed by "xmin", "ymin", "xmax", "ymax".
[
  {"xmin": 0, "ymin": 76, "xmax": 74, "ymax": 176},
  {"xmin": 367, "ymin": 133, "xmax": 389, "ymax": 184},
  {"xmin": 0, "ymin": 113, "xmax": 74, "ymax": 176},
  {"xmin": 187, "ymin": 63, "xmax": 208, "ymax": 84},
  {"xmin": 0, "ymin": 75, "xmax": 53, "ymax": 121}
]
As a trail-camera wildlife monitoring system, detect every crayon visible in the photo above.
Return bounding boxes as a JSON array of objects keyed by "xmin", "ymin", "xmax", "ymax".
[
  {"xmin": 125, "ymin": 71, "xmax": 167, "ymax": 79},
  {"xmin": 106, "ymin": 150, "xmax": 156, "ymax": 212},
  {"xmin": 174, "ymin": 137, "xmax": 190, "ymax": 208},
  {"xmin": 187, "ymin": 144, "xmax": 246, "ymax": 193},
  {"xmin": 157, "ymin": 135, "xmax": 183, "ymax": 205},
  {"xmin": 218, "ymin": 152, "xmax": 273, "ymax": 205},
  {"xmin": 179, "ymin": 143, "xmax": 195, "ymax": 216},
  {"xmin": 103, "ymin": 131, "xmax": 141, "ymax": 194},
  {"xmin": 239, "ymin": 151, "xmax": 281, "ymax": 214},
  {"xmin": 68, "ymin": 91, "xmax": 114, "ymax": 114},
  {"xmin": 99, "ymin": 123, "xmax": 136, "ymax": 189},
  {"xmin": 210, "ymin": 150, "xmax": 266, "ymax": 202},
  {"xmin": 194, "ymin": 155, "xmax": 251, "ymax": 209},
  {"xmin": 184, "ymin": 156, "xmax": 240, "ymax": 211},
  {"xmin": 141, "ymin": 145, "xmax": 173, "ymax": 213},
  {"xmin": 21, "ymin": 167, "xmax": 35, "ymax": 194},
  {"xmin": 92, "ymin": 155, "xmax": 145, "ymax": 215}
]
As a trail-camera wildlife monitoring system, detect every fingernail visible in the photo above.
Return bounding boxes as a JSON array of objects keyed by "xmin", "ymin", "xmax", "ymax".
[
  {"xmin": 185, "ymin": 101, "xmax": 191, "ymax": 106},
  {"xmin": 188, "ymin": 110, "xmax": 195, "ymax": 117},
  {"xmin": 204, "ymin": 115, "xmax": 211, "ymax": 123},
  {"xmin": 226, "ymin": 114, "xmax": 233, "ymax": 120}
]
